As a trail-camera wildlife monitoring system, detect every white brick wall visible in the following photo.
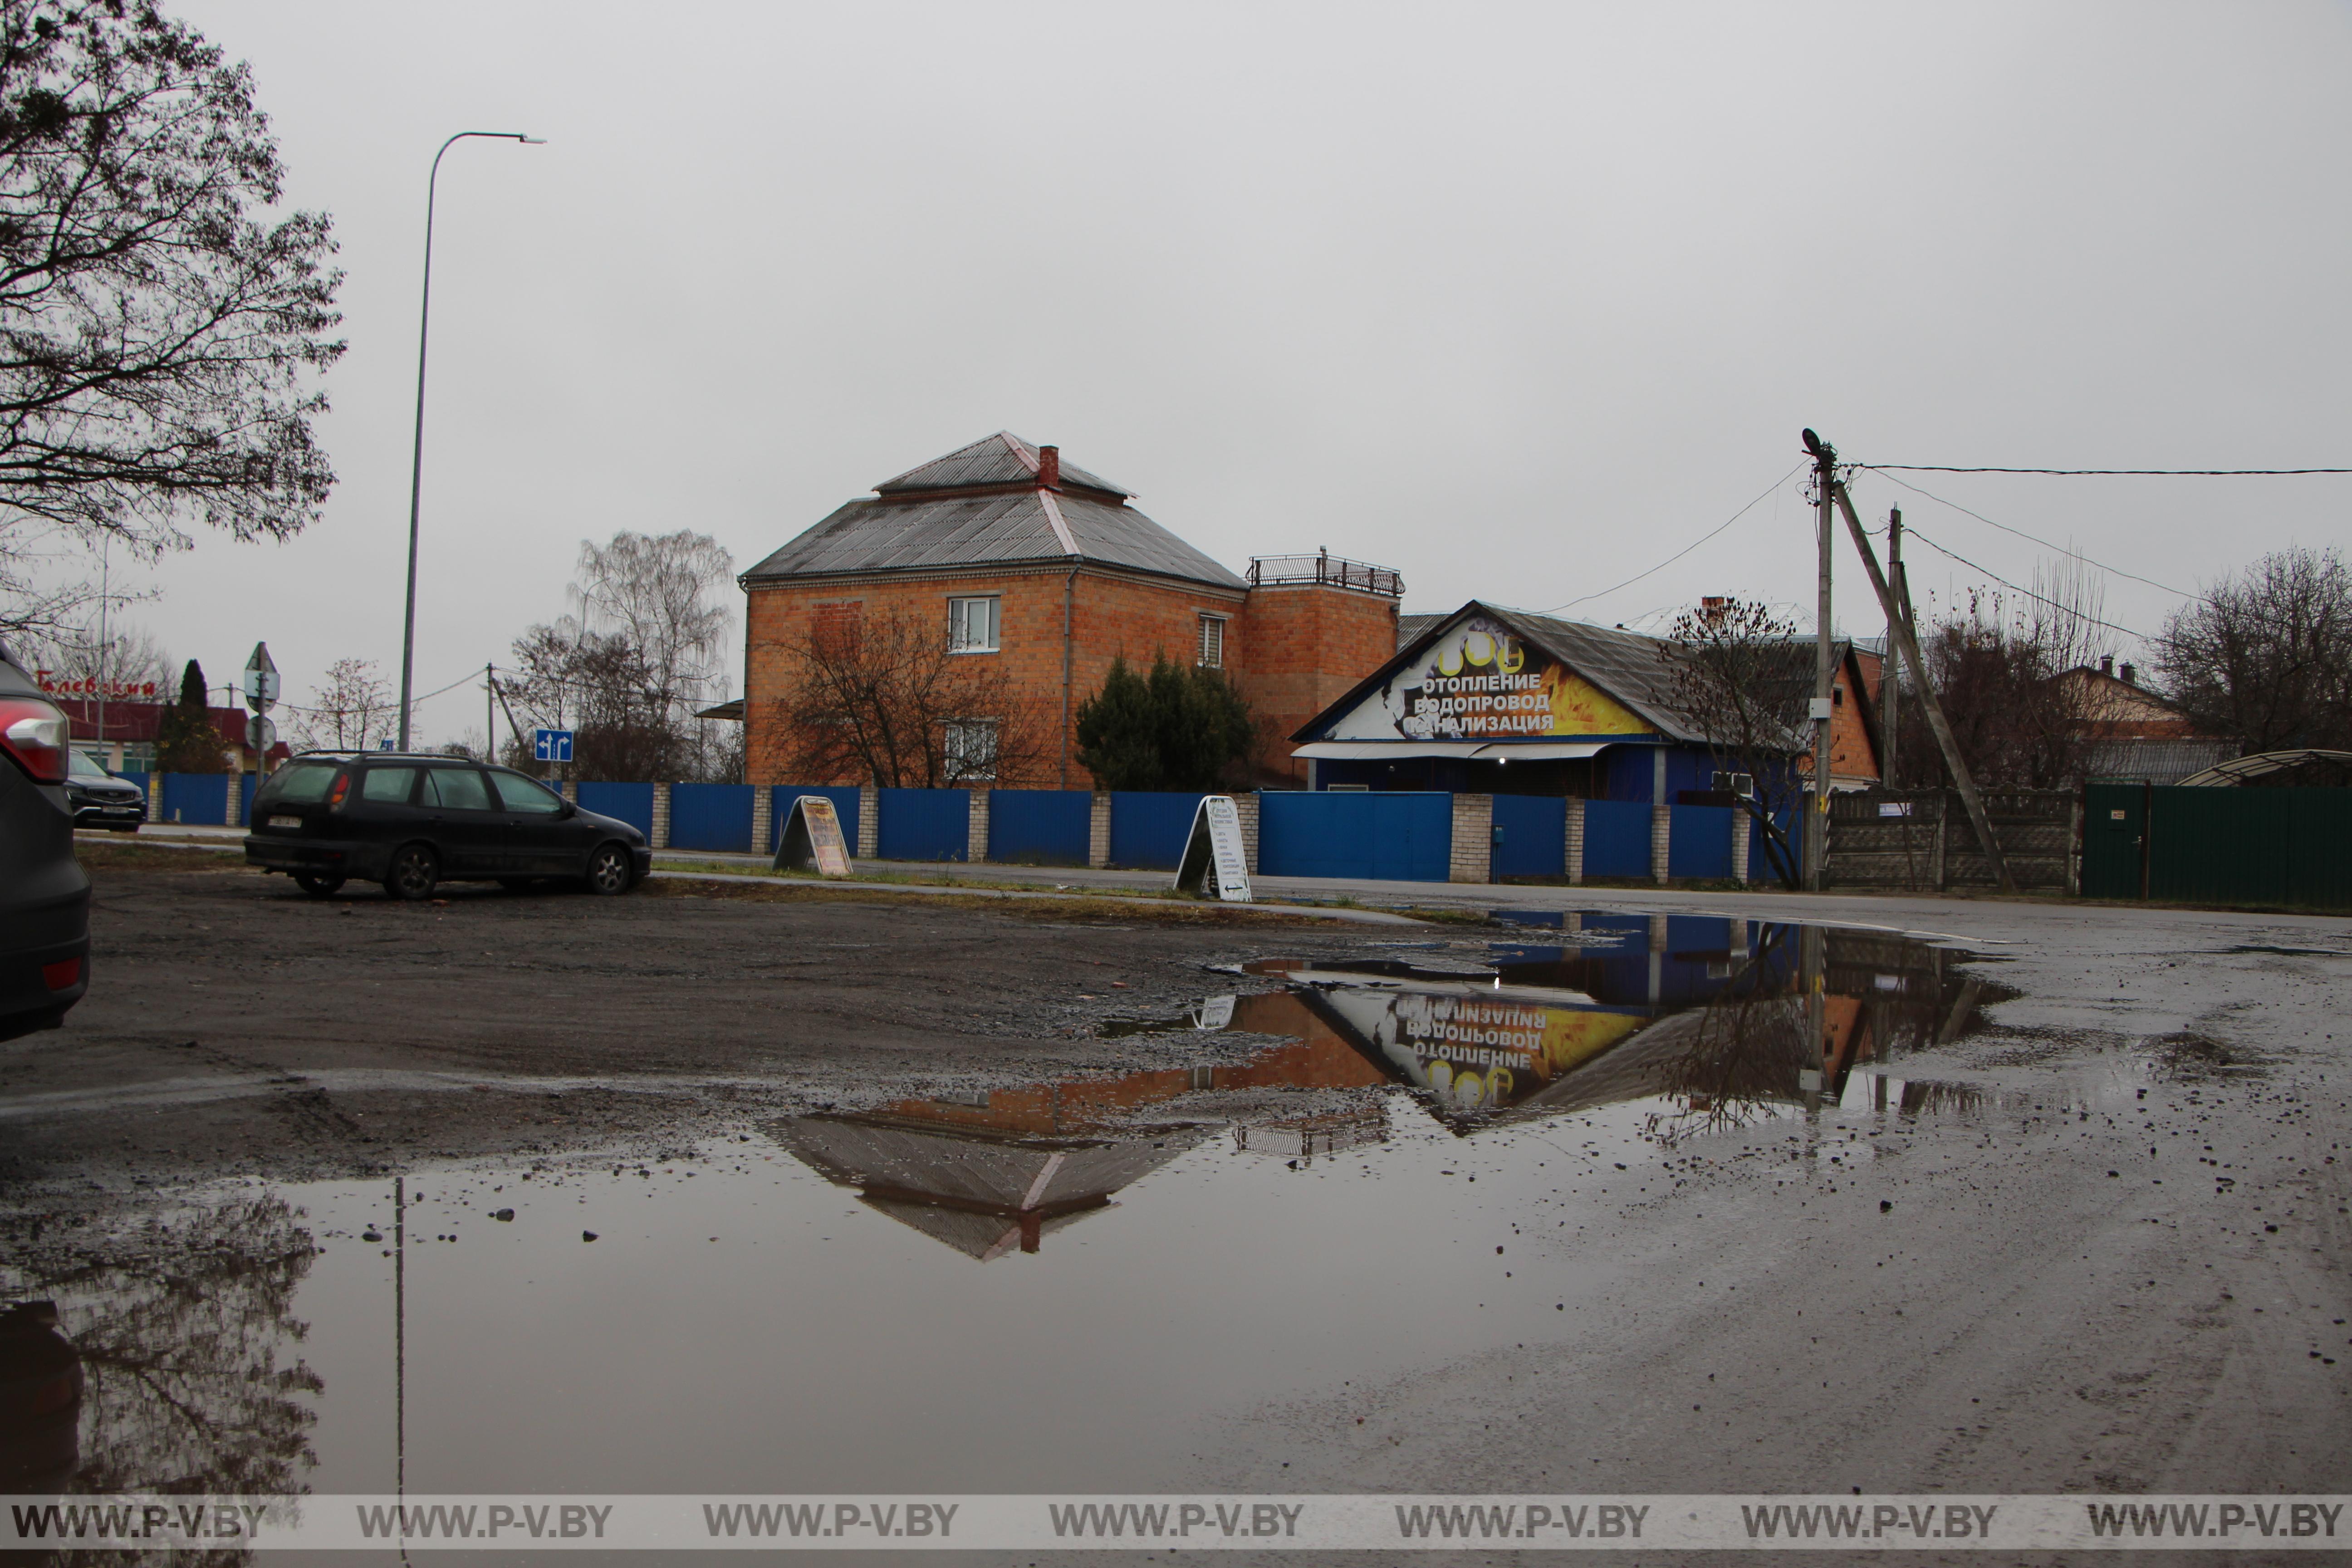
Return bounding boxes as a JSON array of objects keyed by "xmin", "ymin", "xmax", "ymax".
[{"xmin": 1449, "ymin": 793, "xmax": 1493, "ymax": 884}]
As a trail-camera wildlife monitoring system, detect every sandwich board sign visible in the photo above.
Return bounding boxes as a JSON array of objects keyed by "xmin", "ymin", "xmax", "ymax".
[
  {"xmin": 1174, "ymin": 794, "xmax": 1253, "ymax": 902},
  {"xmin": 774, "ymin": 794, "xmax": 854, "ymax": 877}
]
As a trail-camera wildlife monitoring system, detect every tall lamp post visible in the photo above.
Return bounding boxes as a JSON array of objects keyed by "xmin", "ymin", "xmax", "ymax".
[{"xmin": 397, "ymin": 131, "xmax": 543, "ymax": 751}]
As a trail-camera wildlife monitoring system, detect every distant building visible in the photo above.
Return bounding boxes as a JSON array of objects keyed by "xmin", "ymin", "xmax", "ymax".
[
  {"xmin": 1292, "ymin": 601, "xmax": 1881, "ymax": 799},
  {"xmin": 739, "ymin": 432, "xmax": 1401, "ymax": 788},
  {"xmin": 41, "ymin": 689, "xmax": 287, "ymax": 774},
  {"xmin": 2055, "ymin": 656, "xmax": 2236, "ymax": 784}
]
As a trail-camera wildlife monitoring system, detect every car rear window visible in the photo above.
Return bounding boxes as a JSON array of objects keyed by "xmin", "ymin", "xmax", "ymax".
[
  {"xmin": 258, "ymin": 760, "xmax": 339, "ymax": 805},
  {"xmin": 423, "ymin": 767, "xmax": 493, "ymax": 810},
  {"xmin": 361, "ymin": 767, "xmax": 417, "ymax": 803}
]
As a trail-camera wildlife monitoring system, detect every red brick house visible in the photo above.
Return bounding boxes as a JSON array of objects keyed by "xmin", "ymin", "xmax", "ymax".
[{"xmin": 740, "ymin": 432, "xmax": 1400, "ymax": 788}]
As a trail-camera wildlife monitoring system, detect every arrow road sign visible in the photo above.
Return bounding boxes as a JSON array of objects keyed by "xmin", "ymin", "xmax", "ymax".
[{"xmin": 533, "ymin": 728, "xmax": 574, "ymax": 763}]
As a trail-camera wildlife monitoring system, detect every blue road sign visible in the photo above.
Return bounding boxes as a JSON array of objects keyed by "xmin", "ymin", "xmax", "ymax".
[{"xmin": 533, "ymin": 728, "xmax": 574, "ymax": 763}]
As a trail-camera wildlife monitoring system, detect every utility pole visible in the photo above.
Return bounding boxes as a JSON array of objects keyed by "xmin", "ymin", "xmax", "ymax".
[
  {"xmin": 1828, "ymin": 477, "xmax": 2015, "ymax": 893},
  {"xmin": 1881, "ymin": 507, "xmax": 1902, "ymax": 782},
  {"xmin": 485, "ymin": 663, "xmax": 495, "ymax": 765},
  {"xmin": 1803, "ymin": 429, "xmax": 1837, "ymax": 890}
]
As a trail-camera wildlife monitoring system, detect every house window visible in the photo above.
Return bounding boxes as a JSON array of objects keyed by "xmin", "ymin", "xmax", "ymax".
[
  {"xmin": 948, "ymin": 596, "xmax": 1000, "ymax": 653},
  {"xmin": 942, "ymin": 719, "xmax": 999, "ymax": 782},
  {"xmin": 1197, "ymin": 613, "xmax": 1226, "ymax": 669}
]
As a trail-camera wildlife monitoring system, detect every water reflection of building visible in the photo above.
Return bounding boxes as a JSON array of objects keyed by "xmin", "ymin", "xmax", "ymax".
[
  {"xmin": 0, "ymin": 1301, "xmax": 82, "ymax": 1492},
  {"xmin": 777, "ymin": 916, "xmax": 2005, "ymax": 1256}
]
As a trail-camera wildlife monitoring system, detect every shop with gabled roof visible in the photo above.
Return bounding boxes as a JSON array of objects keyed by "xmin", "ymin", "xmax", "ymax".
[{"xmin": 1290, "ymin": 600, "xmax": 1881, "ymax": 800}]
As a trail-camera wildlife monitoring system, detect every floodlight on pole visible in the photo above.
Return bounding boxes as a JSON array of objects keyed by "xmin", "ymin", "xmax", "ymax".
[{"xmin": 396, "ymin": 131, "xmax": 544, "ymax": 752}]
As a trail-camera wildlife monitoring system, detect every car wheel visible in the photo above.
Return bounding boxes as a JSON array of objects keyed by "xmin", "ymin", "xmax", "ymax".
[
  {"xmin": 294, "ymin": 872, "xmax": 345, "ymax": 897},
  {"xmin": 583, "ymin": 843, "xmax": 633, "ymax": 896},
  {"xmin": 382, "ymin": 844, "xmax": 440, "ymax": 902}
]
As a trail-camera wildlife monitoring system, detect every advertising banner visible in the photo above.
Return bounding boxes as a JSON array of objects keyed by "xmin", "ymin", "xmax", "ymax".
[{"xmin": 1328, "ymin": 614, "xmax": 1649, "ymax": 742}]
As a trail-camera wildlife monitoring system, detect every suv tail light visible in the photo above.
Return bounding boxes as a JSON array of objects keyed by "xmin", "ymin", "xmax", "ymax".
[{"xmin": 0, "ymin": 697, "xmax": 70, "ymax": 783}]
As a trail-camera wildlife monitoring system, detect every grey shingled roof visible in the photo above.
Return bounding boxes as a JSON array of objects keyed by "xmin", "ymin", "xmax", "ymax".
[
  {"xmin": 745, "ymin": 439, "xmax": 1245, "ymax": 588},
  {"xmin": 877, "ymin": 431, "xmax": 1126, "ymax": 497}
]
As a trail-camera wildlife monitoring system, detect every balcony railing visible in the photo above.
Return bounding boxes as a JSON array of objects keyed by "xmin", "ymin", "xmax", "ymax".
[{"xmin": 1246, "ymin": 552, "xmax": 1403, "ymax": 598}]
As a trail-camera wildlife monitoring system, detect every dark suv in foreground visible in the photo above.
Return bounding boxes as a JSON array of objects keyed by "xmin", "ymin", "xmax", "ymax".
[
  {"xmin": 0, "ymin": 644, "xmax": 90, "ymax": 1041},
  {"xmin": 243, "ymin": 753, "xmax": 652, "ymax": 900}
]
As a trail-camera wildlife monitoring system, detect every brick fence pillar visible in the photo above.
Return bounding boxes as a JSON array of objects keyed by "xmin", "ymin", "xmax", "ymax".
[
  {"xmin": 750, "ymin": 787, "xmax": 773, "ymax": 856},
  {"xmin": 1088, "ymin": 793, "xmax": 1112, "ymax": 868},
  {"xmin": 1564, "ymin": 796, "xmax": 1584, "ymax": 885},
  {"xmin": 224, "ymin": 772, "xmax": 240, "ymax": 828},
  {"xmin": 966, "ymin": 788, "xmax": 990, "ymax": 863},
  {"xmin": 857, "ymin": 784, "xmax": 879, "ymax": 859},
  {"xmin": 1231, "ymin": 792, "xmax": 1260, "ymax": 876},
  {"xmin": 650, "ymin": 782, "xmax": 671, "ymax": 849},
  {"xmin": 1730, "ymin": 807, "xmax": 1751, "ymax": 886},
  {"xmin": 1450, "ymin": 793, "xmax": 1493, "ymax": 884},
  {"xmin": 1651, "ymin": 749, "xmax": 1671, "ymax": 885}
]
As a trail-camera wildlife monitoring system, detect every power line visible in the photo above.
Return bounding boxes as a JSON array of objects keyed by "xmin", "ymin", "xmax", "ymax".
[
  {"xmin": 1538, "ymin": 463, "xmax": 1803, "ymax": 616},
  {"xmin": 1860, "ymin": 464, "xmax": 2352, "ymax": 476},
  {"xmin": 1862, "ymin": 470, "xmax": 2191, "ymax": 597},
  {"xmin": 1900, "ymin": 524, "xmax": 2151, "ymax": 642}
]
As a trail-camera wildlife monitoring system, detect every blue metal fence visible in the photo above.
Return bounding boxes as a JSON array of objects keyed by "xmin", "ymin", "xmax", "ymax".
[
  {"xmin": 159, "ymin": 772, "xmax": 229, "ymax": 826},
  {"xmin": 1582, "ymin": 799, "xmax": 1651, "ymax": 880},
  {"xmin": 1259, "ymin": 790, "xmax": 1450, "ymax": 881},
  {"xmin": 1668, "ymin": 804, "xmax": 1734, "ymax": 880},
  {"xmin": 1108, "ymin": 791, "xmax": 1206, "ymax": 870},
  {"xmin": 769, "ymin": 786, "xmax": 862, "ymax": 856},
  {"xmin": 1749, "ymin": 809, "xmax": 1795, "ymax": 884},
  {"xmin": 987, "ymin": 789, "xmax": 1091, "ymax": 865},
  {"xmin": 877, "ymin": 788, "xmax": 969, "ymax": 862},
  {"xmin": 669, "ymin": 783, "xmax": 756, "ymax": 853},
  {"xmin": 577, "ymin": 781, "xmax": 656, "ymax": 837},
  {"xmin": 1492, "ymin": 794, "xmax": 1565, "ymax": 879}
]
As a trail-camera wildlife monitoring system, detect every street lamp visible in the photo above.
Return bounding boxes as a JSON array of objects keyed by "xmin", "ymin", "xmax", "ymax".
[{"xmin": 397, "ymin": 131, "xmax": 544, "ymax": 751}]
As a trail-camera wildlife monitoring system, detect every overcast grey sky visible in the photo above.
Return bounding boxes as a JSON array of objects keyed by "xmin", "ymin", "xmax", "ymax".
[{"xmin": 127, "ymin": 1, "xmax": 2352, "ymax": 741}]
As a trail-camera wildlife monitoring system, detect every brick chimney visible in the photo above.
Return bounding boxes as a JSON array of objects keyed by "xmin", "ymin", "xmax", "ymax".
[
  {"xmin": 1037, "ymin": 445, "xmax": 1061, "ymax": 489},
  {"xmin": 2100, "ymin": 655, "xmax": 2114, "ymax": 677},
  {"xmin": 2121, "ymin": 662, "xmax": 2137, "ymax": 686}
]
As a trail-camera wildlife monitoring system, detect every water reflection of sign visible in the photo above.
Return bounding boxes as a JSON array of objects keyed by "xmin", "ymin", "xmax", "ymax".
[
  {"xmin": 776, "ymin": 795, "xmax": 853, "ymax": 876},
  {"xmin": 1329, "ymin": 614, "xmax": 1648, "ymax": 742},
  {"xmin": 1317, "ymin": 989, "xmax": 1643, "ymax": 1113}
]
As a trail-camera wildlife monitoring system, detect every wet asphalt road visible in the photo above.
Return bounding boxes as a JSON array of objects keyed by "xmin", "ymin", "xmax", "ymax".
[{"xmin": 1, "ymin": 861, "xmax": 2346, "ymax": 1563}]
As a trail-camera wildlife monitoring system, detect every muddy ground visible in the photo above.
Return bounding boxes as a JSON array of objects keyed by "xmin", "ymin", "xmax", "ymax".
[
  {"xmin": 4, "ymin": 858, "xmax": 2349, "ymax": 1563},
  {"xmin": 0, "ymin": 858, "xmax": 1369, "ymax": 1185}
]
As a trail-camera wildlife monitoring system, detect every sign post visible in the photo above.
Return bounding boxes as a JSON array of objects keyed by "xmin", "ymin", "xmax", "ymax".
[
  {"xmin": 1174, "ymin": 795, "xmax": 1253, "ymax": 902},
  {"xmin": 774, "ymin": 795, "xmax": 853, "ymax": 877},
  {"xmin": 242, "ymin": 642, "xmax": 279, "ymax": 774}
]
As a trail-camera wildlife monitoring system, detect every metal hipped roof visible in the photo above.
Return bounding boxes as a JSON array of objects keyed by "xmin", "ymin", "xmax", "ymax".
[
  {"xmin": 876, "ymin": 431, "xmax": 1127, "ymax": 498},
  {"xmin": 742, "ymin": 488, "xmax": 1246, "ymax": 589}
]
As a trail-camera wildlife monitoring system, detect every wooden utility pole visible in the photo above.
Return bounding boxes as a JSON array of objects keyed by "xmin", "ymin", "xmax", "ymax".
[
  {"xmin": 1881, "ymin": 507, "xmax": 1902, "ymax": 780},
  {"xmin": 1828, "ymin": 478, "xmax": 2015, "ymax": 893},
  {"xmin": 1803, "ymin": 429, "xmax": 1837, "ymax": 890}
]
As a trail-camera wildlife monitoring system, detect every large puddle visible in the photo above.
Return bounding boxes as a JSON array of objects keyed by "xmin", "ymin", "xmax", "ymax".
[{"xmin": 4, "ymin": 914, "xmax": 2135, "ymax": 1499}]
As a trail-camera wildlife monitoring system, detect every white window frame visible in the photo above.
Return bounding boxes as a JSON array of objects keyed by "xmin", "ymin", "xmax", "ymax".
[
  {"xmin": 947, "ymin": 595, "xmax": 1000, "ymax": 654},
  {"xmin": 1197, "ymin": 612, "xmax": 1227, "ymax": 669},
  {"xmin": 942, "ymin": 718, "xmax": 1000, "ymax": 783}
]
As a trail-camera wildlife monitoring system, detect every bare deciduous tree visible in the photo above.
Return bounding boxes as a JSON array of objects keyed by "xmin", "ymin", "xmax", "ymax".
[
  {"xmin": 1659, "ymin": 597, "xmax": 1813, "ymax": 887},
  {"xmin": 764, "ymin": 604, "xmax": 1052, "ymax": 787},
  {"xmin": 2155, "ymin": 546, "xmax": 2352, "ymax": 754},
  {"xmin": 500, "ymin": 618, "xmax": 682, "ymax": 781},
  {"xmin": 569, "ymin": 531, "xmax": 734, "ymax": 725},
  {"xmin": 0, "ymin": 2, "xmax": 343, "ymax": 634},
  {"xmin": 290, "ymin": 657, "xmax": 391, "ymax": 753}
]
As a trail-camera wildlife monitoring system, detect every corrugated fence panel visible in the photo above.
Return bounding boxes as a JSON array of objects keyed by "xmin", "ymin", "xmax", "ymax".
[
  {"xmin": 577, "ymin": 782, "xmax": 656, "ymax": 837},
  {"xmin": 988, "ymin": 789, "xmax": 1092, "ymax": 865},
  {"xmin": 2288, "ymin": 790, "xmax": 2352, "ymax": 908},
  {"xmin": 1260, "ymin": 792, "xmax": 1451, "ymax": 882},
  {"xmin": 1108, "ymin": 792, "xmax": 1206, "ymax": 870},
  {"xmin": 877, "ymin": 788, "xmax": 969, "ymax": 862},
  {"xmin": 1491, "ymin": 794, "xmax": 1565, "ymax": 879},
  {"xmin": 668, "ymin": 783, "xmax": 755, "ymax": 853},
  {"xmin": 770, "ymin": 787, "xmax": 861, "ymax": 856},
  {"xmin": 1749, "ymin": 809, "xmax": 1795, "ymax": 885},
  {"xmin": 159, "ymin": 773, "xmax": 228, "ymax": 826},
  {"xmin": 1582, "ymin": 799, "xmax": 1651, "ymax": 879},
  {"xmin": 2151, "ymin": 787, "xmax": 2291, "ymax": 906},
  {"xmin": 1668, "ymin": 804, "xmax": 1734, "ymax": 880}
]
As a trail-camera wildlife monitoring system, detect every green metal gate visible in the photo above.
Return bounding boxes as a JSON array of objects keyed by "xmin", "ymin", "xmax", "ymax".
[{"xmin": 2083, "ymin": 783, "xmax": 2352, "ymax": 909}]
